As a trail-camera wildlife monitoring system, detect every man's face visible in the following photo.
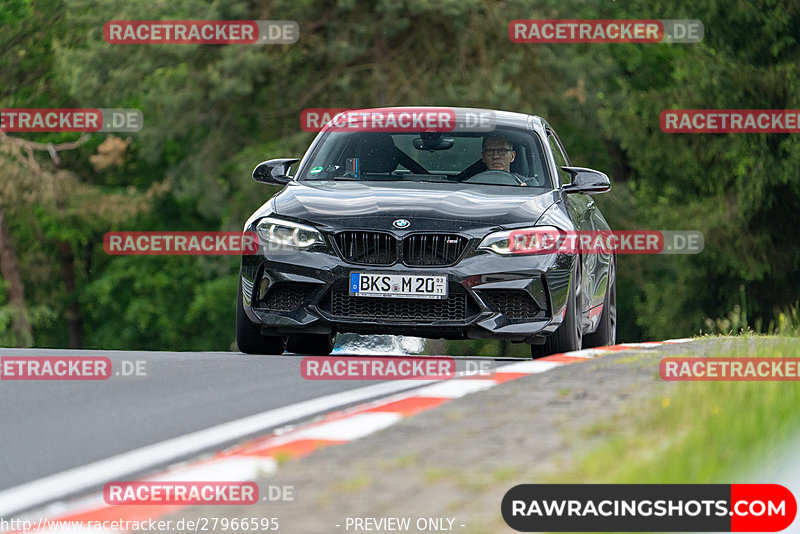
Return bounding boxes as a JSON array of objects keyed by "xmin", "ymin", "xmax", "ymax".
[{"xmin": 482, "ymin": 139, "xmax": 516, "ymax": 172}]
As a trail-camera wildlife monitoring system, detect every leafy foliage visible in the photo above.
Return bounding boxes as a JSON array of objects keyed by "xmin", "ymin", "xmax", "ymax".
[{"xmin": 1, "ymin": 0, "xmax": 798, "ymax": 349}]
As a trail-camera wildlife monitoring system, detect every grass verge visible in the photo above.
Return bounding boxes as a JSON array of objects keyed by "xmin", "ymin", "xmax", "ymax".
[
  {"xmin": 549, "ymin": 335, "xmax": 800, "ymax": 534},
  {"xmin": 563, "ymin": 336, "xmax": 800, "ymax": 484},
  {"xmin": 547, "ymin": 336, "xmax": 800, "ymax": 533}
]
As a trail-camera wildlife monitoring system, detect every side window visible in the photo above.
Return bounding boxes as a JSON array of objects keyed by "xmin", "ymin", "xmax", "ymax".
[{"xmin": 547, "ymin": 132, "xmax": 571, "ymax": 185}]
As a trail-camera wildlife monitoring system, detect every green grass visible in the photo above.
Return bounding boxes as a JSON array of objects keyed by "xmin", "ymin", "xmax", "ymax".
[
  {"xmin": 332, "ymin": 473, "xmax": 373, "ymax": 493},
  {"xmin": 558, "ymin": 336, "xmax": 800, "ymax": 485}
]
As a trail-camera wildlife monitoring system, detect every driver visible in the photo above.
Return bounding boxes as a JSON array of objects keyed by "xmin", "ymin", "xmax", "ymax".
[
  {"xmin": 481, "ymin": 135, "xmax": 516, "ymax": 172},
  {"xmin": 479, "ymin": 134, "xmax": 527, "ymax": 185}
]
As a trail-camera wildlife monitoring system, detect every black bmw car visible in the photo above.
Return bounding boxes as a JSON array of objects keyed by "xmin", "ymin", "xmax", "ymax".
[{"xmin": 237, "ymin": 107, "xmax": 616, "ymax": 357}]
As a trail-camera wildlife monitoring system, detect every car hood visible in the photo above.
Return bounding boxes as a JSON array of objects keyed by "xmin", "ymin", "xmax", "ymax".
[{"xmin": 269, "ymin": 180, "xmax": 558, "ymax": 231}]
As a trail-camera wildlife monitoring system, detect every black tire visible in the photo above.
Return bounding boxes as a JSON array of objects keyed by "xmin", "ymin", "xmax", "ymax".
[
  {"xmin": 583, "ymin": 257, "xmax": 617, "ymax": 348},
  {"xmin": 286, "ymin": 333, "xmax": 336, "ymax": 355},
  {"xmin": 236, "ymin": 279, "xmax": 284, "ymax": 355},
  {"xmin": 531, "ymin": 267, "xmax": 583, "ymax": 358}
]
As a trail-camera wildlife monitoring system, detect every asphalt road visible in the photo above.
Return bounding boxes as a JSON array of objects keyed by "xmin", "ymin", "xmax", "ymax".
[{"xmin": 0, "ymin": 347, "xmax": 508, "ymax": 512}]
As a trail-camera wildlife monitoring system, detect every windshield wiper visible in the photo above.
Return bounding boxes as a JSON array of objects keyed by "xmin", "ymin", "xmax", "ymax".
[
  {"xmin": 306, "ymin": 175, "xmax": 359, "ymax": 181},
  {"xmin": 405, "ymin": 178, "xmax": 459, "ymax": 184}
]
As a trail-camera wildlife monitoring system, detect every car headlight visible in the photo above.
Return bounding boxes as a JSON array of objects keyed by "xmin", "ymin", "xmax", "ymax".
[
  {"xmin": 477, "ymin": 226, "xmax": 563, "ymax": 255},
  {"xmin": 256, "ymin": 217, "xmax": 325, "ymax": 249}
]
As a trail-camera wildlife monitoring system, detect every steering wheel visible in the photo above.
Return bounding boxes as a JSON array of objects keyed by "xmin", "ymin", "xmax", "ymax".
[{"xmin": 463, "ymin": 170, "xmax": 524, "ymax": 186}]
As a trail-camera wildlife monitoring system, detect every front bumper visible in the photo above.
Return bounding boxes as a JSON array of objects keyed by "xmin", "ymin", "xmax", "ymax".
[{"xmin": 240, "ymin": 243, "xmax": 574, "ymax": 343}]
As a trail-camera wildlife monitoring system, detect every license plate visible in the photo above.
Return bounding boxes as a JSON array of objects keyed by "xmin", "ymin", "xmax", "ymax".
[{"xmin": 349, "ymin": 273, "xmax": 448, "ymax": 299}]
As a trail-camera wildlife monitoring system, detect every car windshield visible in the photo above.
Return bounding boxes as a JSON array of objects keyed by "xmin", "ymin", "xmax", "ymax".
[{"xmin": 298, "ymin": 128, "xmax": 553, "ymax": 189}]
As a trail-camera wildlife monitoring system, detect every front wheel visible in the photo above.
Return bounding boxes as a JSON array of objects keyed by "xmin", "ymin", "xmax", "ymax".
[
  {"xmin": 583, "ymin": 257, "xmax": 617, "ymax": 348},
  {"xmin": 236, "ymin": 279, "xmax": 285, "ymax": 355},
  {"xmin": 531, "ymin": 268, "xmax": 582, "ymax": 358}
]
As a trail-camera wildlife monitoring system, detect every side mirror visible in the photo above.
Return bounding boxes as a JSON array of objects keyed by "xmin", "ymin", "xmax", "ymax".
[
  {"xmin": 252, "ymin": 158, "xmax": 300, "ymax": 185},
  {"xmin": 561, "ymin": 166, "xmax": 611, "ymax": 194}
]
